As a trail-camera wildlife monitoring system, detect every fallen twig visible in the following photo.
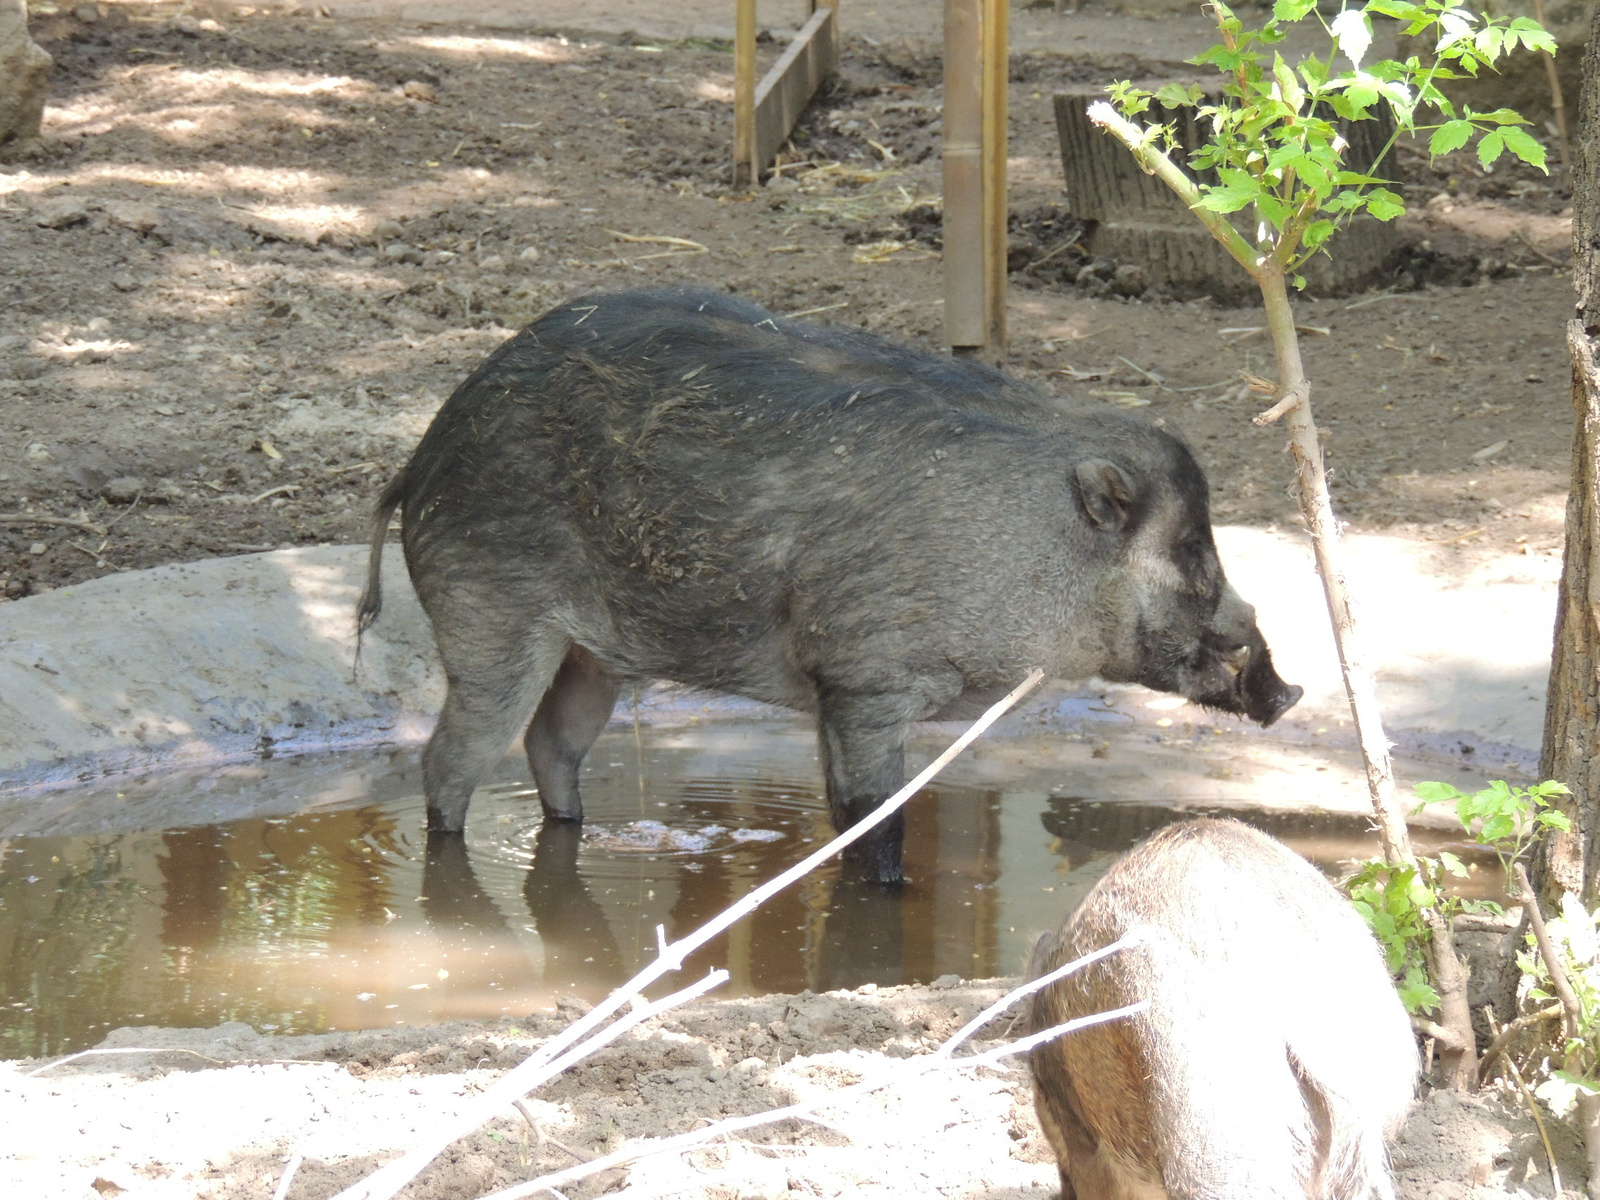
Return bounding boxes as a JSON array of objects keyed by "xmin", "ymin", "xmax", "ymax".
[
  {"xmin": 1115, "ymin": 355, "xmax": 1164, "ymax": 386},
  {"xmin": 604, "ymin": 230, "xmax": 708, "ymax": 253},
  {"xmin": 1342, "ymin": 292, "xmax": 1425, "ymax": 311},
  {"xmin": 325, "ymin": 670, "xmax": 1046, "ymax": 1200},
  {"xmin": 0, "ymin": 513, "xmax": 109, "ymax": 535},
  {"xmin": 480, "ymin": 980, "xmax": 1147, "ymax": 1200},
  {"xmin": 783, "ymin": 301, "xmax": 849, "ymax": 320},
  {"xmin": 249, "ymin": 484, "xmax": 300, "ymax": 505},
  {"xmin": 271, "ymin": 1154, "xmax": 303, "ymax": 1200},
  {"xmin": 28, "ymin": 1047, "xmax": 230, "ymax": 1075}
]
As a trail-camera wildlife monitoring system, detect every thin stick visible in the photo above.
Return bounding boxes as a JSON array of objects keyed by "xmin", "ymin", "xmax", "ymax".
[
  {"xmin": 1477, "ymin": 1004, "xmax": 1563, "ymax": 1082},
  {"xmin": 1087, "ymin": 94, "xmax": 1478, "ymax": 1085},
  {"xmin": 1514, "ymin": 862, "xmax": 1583, "ymax": 1041},
  {"xmin": 935, "ymin": 929, "xmax": 1146, "ymax": 1056},
  {"xmin": 1528, "ymin": 0, "xmax": 1569, "ymax": 170},
  {"xmin": 1490, "ymin": 1012, "xmax": 1564, "ymax": 1197},
  {"xmin": 479, "ymin": 998, "xmax": 1148, "ymax": 1200},
  {"xmin": 26, "ymin": 1046, "xmax": 230, "ymax": 1076},
  {"xmin": 0, "ymin": 513, "xmax": 109, "ymax": 535},
  {"xmin": 326, "ymin": 670, "xmax": 1046, "ymax": 1200},
  {"xmin": 271, "ymin": 1154, "xmax": 303, "ymax": 1200}
]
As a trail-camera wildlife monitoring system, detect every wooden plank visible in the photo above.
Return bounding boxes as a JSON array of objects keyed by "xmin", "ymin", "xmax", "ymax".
[{"xmin": 752, "ymin": 6, "xmax": 837, "ymax": 177}]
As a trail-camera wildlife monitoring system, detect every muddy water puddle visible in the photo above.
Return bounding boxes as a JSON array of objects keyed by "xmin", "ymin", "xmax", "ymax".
[{"xmin": 0, "ymin": 715, "xmax": 1501, "ymax": 1058}]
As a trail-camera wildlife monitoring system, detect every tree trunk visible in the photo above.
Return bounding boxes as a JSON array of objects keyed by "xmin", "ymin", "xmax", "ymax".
[{"xmin": 1537, "ymin": 0, "xmax": 1600, "ymax": 907}]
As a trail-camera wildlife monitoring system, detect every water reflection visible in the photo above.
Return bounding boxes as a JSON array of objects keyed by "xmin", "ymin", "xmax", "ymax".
[{"xmin": 0, "ymin": 724, "xmax": 1459, "ymax": 1059}]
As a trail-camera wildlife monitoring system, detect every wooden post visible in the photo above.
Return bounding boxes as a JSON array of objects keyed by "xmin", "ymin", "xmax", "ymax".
[
  {"xmin": 944, "ymin": 0, "xmax": 1006, "ymax": 363},
  {"xmin": 980, "ymin": 0, "xmax": 1007, "ymax": 357},
  {"xmin": 734, "ymin": 0, "xmax": 839, "ymax": 186},
  {"xmin": 734, "ymin": 0, "xmax": 757, "ymax": 188}
]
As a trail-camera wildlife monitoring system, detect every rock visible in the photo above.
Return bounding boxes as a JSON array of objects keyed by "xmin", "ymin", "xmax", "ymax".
[
  {"xmin": 102, "ymin": 200, "xmax": 164, "ymax": 236},
  {"xmin": 1110, "ymin": 263, "xmax": 1147, "ymax": 297},
  {"xmin": 72, "ymin": 3, "xmax": 98, "ymax": 24},
  {"xmin": 25, "ymin": 441, "xmax": 52, "ymax": 462},
  {"xmin": 13, "ymin": 355, "xmax": 45, "ymax": 380},
  {"xmin": 478, "ymin": 253, "xmax": 505, "ymax": 272},
  {"xmin": 101, "ymin": 476, "xmax": 145, "ymax": 504},
  {"xmin": 930, "ymin": 974, "xmax": 961, "ymax": 990},
  {"xmin": 371, "ymin": 217, "xmax": 404, "ymax": 242},
  {"xmin": 110, "ymin": 272, "xmax": 138, "ymax": 292},
  {"xmin": 0, "ymin": 0, "xmax": 51, "ymax": 149},
  {"xmin": 401, "ymin": 80, "xmax": 437, "ymax": 102},
  {"xmin": 517, "ymin": 245, "xmax": 541, "ymax": 263},
  {"xmin": 382, "ymin": 242, "xmax": 424, "ymax": 265},
  {"xmin": 27, "ymin": 541, "xmax": 46, "ymax": 556},
  {"xmin": 35, "ymin": 196, "xmax": 89, "ymax": 229}
]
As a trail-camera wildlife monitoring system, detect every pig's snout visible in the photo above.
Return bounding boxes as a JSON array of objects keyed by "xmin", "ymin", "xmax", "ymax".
[{"xmin": 1237, "ymin": 641, "xmax": 1301, "ymax": 727}]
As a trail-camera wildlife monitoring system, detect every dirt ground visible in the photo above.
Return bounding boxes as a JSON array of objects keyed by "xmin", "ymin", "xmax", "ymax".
[
  {"xmin": 0, "ymin": 0, "xmax": 1580, "ymax": 603},
  {"xmin": 3, "ymin": 978, "xmax": 1589, "ymax": 1200}
]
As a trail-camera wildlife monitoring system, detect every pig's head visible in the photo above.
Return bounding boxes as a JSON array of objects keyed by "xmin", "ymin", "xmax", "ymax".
[{"xmin": 1073, "ymin": 434, "xmax": 1302, "ymax": 727}]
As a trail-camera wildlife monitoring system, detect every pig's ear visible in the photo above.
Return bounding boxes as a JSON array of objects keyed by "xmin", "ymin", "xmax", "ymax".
[{"xmin": 1075, "ymin": 459, "xmax": 1138, "ymax": 531}]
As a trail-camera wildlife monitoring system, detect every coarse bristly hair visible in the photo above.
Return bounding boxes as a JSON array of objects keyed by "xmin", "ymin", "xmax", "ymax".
[{"xmin": 1027, "ymin": 819, "xmax": 1417, "ymax": 1200}]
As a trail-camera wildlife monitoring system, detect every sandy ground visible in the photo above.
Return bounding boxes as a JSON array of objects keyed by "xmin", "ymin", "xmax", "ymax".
[{"xmin": 3, "ymin": 978, "xmax": 1590, "ymax": 1200}]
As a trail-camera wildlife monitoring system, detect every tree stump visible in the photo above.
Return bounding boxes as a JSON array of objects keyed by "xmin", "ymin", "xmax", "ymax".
[
  {"xmin": 1052, "ymin": 86, "xmax": 1397, "ymax": 300},
  {"xmin": 0, "ymin": 0, "xmax": 51, "ymax": 149}
]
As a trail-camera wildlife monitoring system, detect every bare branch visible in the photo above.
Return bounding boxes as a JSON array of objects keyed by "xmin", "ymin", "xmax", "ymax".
[{"xmin": 478, "ymin": 995, "xmax": 1149, "ymax": 1200}]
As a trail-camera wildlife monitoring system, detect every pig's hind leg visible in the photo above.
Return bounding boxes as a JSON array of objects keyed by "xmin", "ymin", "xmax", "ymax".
[
  {"xmin": 422, "ymin": 610, "xmax": 570, "ymax": 833},
  {"xmin": 524, "ymin": 644, "xmax": 623, "ymax": 820}
]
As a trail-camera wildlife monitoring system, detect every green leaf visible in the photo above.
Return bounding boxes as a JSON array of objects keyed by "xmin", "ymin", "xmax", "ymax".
[
  {"xmin": 1272, "ymin": 0, "xmax": 1316, "ymax": 20},
  {"xmin": 1366, "ymin": 0, "xmax": 1425, "ymax": 20},
  {"xmin": 1501, "ymin": 126, "xmax": 1548, "ymax": 172},
  {"xmin": 1196, "ymin": 174, "xmax": 1262, "ymax": 213},
  {"xmin": 1480, "ymin": 813, "xmax": 1516, "ymax": 843},
  {"xmin": 1415, "ymin": 781, "xmax": 1464, "ymax": 804},
  {"xmin": 1302, "ymin": 219, "xmax": 1336, "ymax": 251},
  {"xmin": 1292, "ymin": 274, "xmax": 1307, "ymax": 291},
  {"xmin": 1541, "ymin": 811, "xmax": 1575, "ymax": 833},
  {"xmin": 1506, "ymin": 17, "xmax": 1557, "ymax": 57},
  {"xmin": 1190, "ymin": 44, "xmax": 1244, "ymax": 71},
  {"xmin": 1256, "ymin": 191, "xmax": 1293, "ymax": 225},
  {"xmin": 1399, "ymin": 965, "xmax": 1441, "ymax": 1014},
  {"xmin": 1477, "ymin": 129, "xmax": 1506, "ymax": 167},
  {"xmin": 1469, "ymin": 107, "xmax": 1527, "ymax": 127},
  {"xmin": 1429, "ymin": 119, "xmax": 1473, "ymax": 156},
  {"xmin": 1272, "ymin": 53, "xmax": 1305, "ymax": 112},
  {"xmin": 1154, "ymin": 82, "xmax": 1205, "ymax": 109}
]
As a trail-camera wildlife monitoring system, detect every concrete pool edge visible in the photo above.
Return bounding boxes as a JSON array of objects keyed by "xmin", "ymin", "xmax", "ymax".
[{"xmin": 0, "ymin": 534, "xmax": 1556, "ymax": 794}]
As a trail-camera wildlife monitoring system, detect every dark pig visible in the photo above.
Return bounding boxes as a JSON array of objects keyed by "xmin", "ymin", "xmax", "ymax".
[
  {"xmin": 1027, "ymin": 818, "xmax": 1416, "ymax": 1200},
  {"xmin": 358, "ymin": 287, "xmax": 1301, "ymax": 882}
]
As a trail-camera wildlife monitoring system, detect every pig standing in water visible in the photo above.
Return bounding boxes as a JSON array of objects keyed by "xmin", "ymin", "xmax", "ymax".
[
  {"xmin": 1028, "ymin": 819, "xmax": 1417, "ymax": 1200},
  {"xmin": 359, "ymin": 288, "xmax": 1301, "ymax": 882}
]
